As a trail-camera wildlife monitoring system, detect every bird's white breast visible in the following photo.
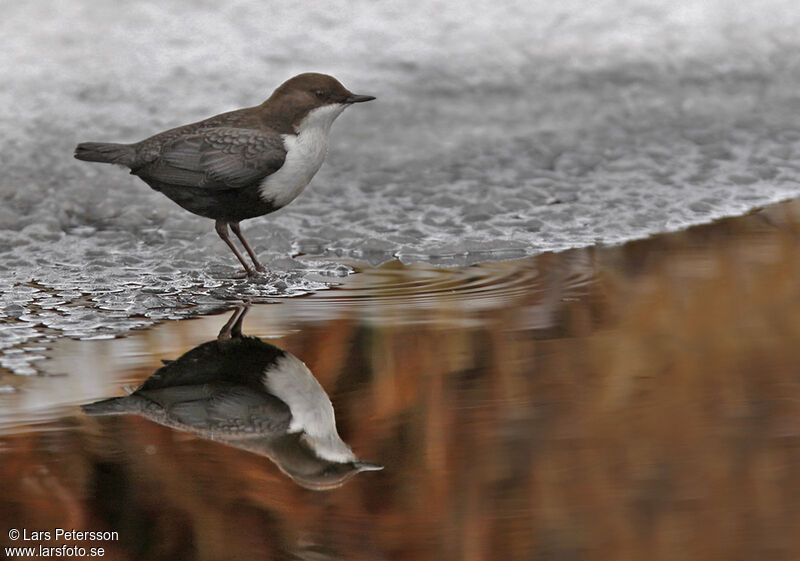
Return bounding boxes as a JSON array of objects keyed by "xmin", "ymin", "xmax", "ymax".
[
  {"xmin": 261, "ymin": 353, "xmax": 356, "ymax": 463},
  {"xmin": 258, "ymin": 103, "xmax": 347, "ymax": 208}
]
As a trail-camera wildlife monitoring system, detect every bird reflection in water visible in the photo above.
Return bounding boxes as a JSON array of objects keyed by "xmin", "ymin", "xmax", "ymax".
[{"xmin": 82, "ymin": 306, "xmax": 383, "ymax": 490}]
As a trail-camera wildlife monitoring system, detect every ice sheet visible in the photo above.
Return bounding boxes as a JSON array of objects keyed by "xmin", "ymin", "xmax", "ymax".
[{"xmin": 2, "ymin": 0, "xmax": 800, "ymax": 373}]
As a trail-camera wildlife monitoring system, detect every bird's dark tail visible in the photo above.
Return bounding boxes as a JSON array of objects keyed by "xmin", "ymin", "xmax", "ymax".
[
  {"xmin": 81, "ymin": 396, "xmax": 134, "ymax": 416},
  {"xmin": 74, "ymin": 142, "xmax": 135, "ymax": 167}
]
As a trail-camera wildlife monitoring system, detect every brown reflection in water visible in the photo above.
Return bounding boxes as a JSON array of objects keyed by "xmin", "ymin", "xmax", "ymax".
[{"xmin": 2, "ymin": 200, "xmax": 800, "ymax": 560}]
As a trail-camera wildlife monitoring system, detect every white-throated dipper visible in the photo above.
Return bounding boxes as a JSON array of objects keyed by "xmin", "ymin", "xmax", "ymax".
[
  {"xmin": 74, "ymin": 73, "xmax": 375, "ymax": 277},
  {"xmin": 82, "ymin": 306, "xmax": 383, "ymax": 490}
]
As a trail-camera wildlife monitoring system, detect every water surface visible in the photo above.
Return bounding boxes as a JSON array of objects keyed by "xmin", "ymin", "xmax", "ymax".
[{"xmin": 2, "ymin": 200, "xmax": 800, "ymax": 560}]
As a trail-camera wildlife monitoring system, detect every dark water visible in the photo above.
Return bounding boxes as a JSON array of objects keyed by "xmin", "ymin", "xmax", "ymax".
[{"xmin": 2, "ymin": 200, "xmax": 800, "ymax": 560}]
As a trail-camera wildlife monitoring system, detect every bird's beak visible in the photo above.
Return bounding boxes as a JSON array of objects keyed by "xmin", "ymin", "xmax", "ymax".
[
  {"xmin": 345, "ymin": 94, "xmax": 376, "ymax": 104},
  {"xmin": 354, "ymin": 461, "xmax": 384, "ymax": 472}
]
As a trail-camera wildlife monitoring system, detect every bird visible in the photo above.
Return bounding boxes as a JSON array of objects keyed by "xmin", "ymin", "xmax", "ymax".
[
  {"xmin": 81, "ymin": 306, "xmax": 383, "ymax": 491},
  {"xmin": 74, "ymin": 73, "xmax": 375, "ymax": 277}
]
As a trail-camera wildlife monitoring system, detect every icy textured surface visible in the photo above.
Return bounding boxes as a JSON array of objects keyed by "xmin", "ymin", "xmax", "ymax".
[{"xmin": 2, "ymin": 0, "xmax": 800, "ymax": 373}]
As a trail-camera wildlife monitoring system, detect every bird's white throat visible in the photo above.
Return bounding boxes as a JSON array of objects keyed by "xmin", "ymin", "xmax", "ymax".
[
  {"xmin": 258, "ymin": 103, "xmax": 347, "ymax": 208},
  {"xmin": 261, "ymin": 353, "xmax": 356, "ymax": 463}
]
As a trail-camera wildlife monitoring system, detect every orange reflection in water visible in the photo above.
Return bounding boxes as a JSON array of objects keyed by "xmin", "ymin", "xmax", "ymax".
[{"xmin": 2, "ymin": 201, "xmax": 800, "ymax": 560}]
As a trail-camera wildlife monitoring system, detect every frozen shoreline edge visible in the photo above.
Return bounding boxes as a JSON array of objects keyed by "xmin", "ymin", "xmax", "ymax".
[{"xmin": 2, "ymin": 194, "xmax": 798, "ymax": 378}]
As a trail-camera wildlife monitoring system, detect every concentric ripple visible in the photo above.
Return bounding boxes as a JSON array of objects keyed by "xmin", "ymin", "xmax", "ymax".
[{"xmin": 272, "ymin": 251, "xmax": 600, "ymax": 328}]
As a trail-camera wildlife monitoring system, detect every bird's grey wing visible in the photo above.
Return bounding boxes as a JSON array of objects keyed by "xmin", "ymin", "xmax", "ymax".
[
  {"xmin": 135, "ymin": 127, "xmax": 286, "ymax": 189},
  {"xmin": 137, "ymin": 384, "xmax": 291, "ymax": 435}
]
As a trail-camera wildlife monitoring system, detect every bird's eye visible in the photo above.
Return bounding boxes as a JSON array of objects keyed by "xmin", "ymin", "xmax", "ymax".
[{"xmin": 314, "ymin": 90, "xmax": 326, "ymax": 99}]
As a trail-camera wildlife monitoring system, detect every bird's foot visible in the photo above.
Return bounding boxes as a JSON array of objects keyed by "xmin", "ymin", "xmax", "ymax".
[{"xmin": 231, "ymin": 267, "xmax": 265, "ymax": 279}]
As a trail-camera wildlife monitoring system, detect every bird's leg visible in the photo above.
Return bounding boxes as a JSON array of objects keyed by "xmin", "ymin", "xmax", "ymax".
[
  {"xmin": 218, "ymin": 304, "xmax": 249, "ymax": 341},
  {"xmin": 230, "ymin": 222, "xmax": 265, "ymax": 272},
  {"xmin": 229, "ymin": 303, "xmax": 249, "ymax": 338},
  {"xmin": 215, "ymin": 220, "xmax": 254, "ymax": 277}
]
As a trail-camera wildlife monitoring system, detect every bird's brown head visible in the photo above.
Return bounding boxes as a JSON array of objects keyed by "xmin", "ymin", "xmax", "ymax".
[{"xmin": 261, "ymin": 73, "xmax": 375, "ymax": 132}]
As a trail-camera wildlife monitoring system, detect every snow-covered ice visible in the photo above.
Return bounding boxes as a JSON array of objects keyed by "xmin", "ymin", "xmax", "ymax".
[{"xmin": 2, "ymin": 0, "xmax": 800, "ymax": 373}]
